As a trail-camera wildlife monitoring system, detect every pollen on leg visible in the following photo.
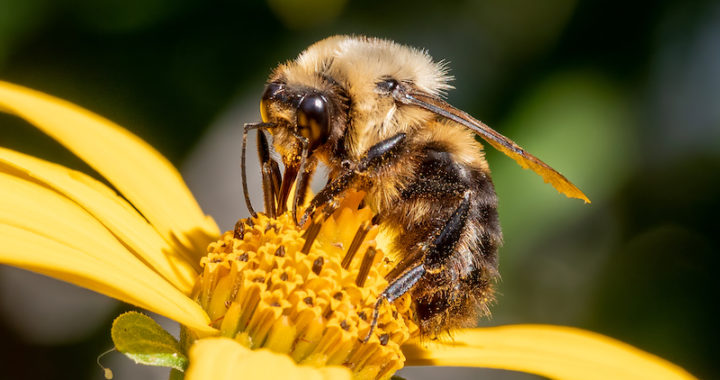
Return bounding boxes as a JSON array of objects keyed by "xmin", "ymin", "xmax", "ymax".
[{"xmin": 193, "ymin": 193, "xmax": 417, "ymax": 380}]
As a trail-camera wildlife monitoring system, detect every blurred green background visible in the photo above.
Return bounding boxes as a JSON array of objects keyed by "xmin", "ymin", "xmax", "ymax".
[{"xmin": 1, "ymin": 0, "xmax": 718, "ymax": 379}]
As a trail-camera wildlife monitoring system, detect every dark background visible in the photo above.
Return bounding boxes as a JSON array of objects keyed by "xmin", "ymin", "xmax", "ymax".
[{"xmin": 1, "ymin": 0, "xmax": 718, "ymax": 379}]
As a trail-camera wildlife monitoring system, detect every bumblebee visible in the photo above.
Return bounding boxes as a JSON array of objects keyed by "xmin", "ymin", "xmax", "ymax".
[{"xmin": 241, "ymin": 36, "xmax": 589, "ymax": 337}]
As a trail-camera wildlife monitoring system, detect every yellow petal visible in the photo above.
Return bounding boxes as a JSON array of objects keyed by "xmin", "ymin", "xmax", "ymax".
[
  {"xmin": 186, "ymin": 337, "xmax": 352, "ymax": 380},
  {"xmin": 0, "ymin": 173, "xmax": 215, "ymax": 335},
  {"xmin": 0, "ymin": 81, "xmax": 219, "ymax": 259},
  {"xmin": 402, "ymin": 325, "xmax": 695, "ymax": 380},
  {"xmin": 0, "ymin": 147, "xmax": 198, "ymax": 294}
]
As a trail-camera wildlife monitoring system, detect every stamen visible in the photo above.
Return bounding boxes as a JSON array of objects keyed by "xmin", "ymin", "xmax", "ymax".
[
  {"xmin": 342, "ymin": 220, "xmax": 371, "ymax": 269},
  {"xmin": 233, "ymin": 220, "xmax": 245, "ymax": 239},
  {"xmin": 226, "ymin": 270, "xmax": 244, "ymax": 308},
  {"xmin": 312, "ymin": 256, "xmax": 324, "ymax": 275},
  {"xmin": 301, "ymin": 220, "xmax": 322, "ymax": 254},
  {"xmin": 355, "ymin": 247, "xmax": 377, "ymax": 287},
  {"xmin": 378, "ymin": 334, "xmax": 389, "ymax": 346},
  {"xmin": 301, "ymin": 206, "xmax": 336, "ymax": 254}
]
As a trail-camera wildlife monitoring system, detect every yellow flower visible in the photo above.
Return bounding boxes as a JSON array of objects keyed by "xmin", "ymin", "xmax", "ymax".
[{"xmin": 0, "ymin": 81, "xmax": 695, "ymax": 380}]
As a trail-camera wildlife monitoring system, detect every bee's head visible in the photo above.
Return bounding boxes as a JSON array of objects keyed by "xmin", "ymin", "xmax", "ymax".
[
  {"xmin": 260, "ymin": 80, "xmax": 338, "ymax": 160},
  {"xmin": 262, "ymin": 35, "xmax": 452, "ymax": 161}
]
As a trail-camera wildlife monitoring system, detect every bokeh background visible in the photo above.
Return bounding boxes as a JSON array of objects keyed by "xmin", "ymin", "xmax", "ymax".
[{"xmin": 1, "ymin": 0, "xmax": 718, "ymax": 379}]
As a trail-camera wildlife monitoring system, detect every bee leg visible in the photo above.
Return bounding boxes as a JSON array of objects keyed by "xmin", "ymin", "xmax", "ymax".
[
  {"xmin": 364, "ymin": 191, "xmax": 471, "ymax": 342},
  {"xmin": 241, "ymin": 122, "xmax": 275, "ymax": 217},
  {"xmin": 289, "ymin": 132, "xmax": 312, "ymax": 225},
  {"xmin": 423, "ymin": 191, "xmax": 471, "ymax": 270},
  {"xmin": 363, "ymin": 263, "xmax": 425, "ymax": 342},
  {"xmin": 293, "ymin": 160, "xmax": 317, "ymax": 225},
  {"xmin": 299, "ymin": 132, "xmax": 408, "ymax": 227},
  {"xmin": 357, "ymin": 132, "xmax": 407, "ymax": 171},
  {"xmin": 383, "ymin": 245, "xmax": 425, "ymax": 282},
  {"xmin": 257, "ymin": 129, "xmax": 282, "ymax": 218},
  {"xmin": 299, "ymin": 170, "xmax": 356, "ymax": 227}
]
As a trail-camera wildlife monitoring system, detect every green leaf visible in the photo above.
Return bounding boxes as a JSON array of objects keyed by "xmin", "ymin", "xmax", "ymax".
[{"xmin": 111, "ymin": 311, "xmax": 188, "ymax": 371}]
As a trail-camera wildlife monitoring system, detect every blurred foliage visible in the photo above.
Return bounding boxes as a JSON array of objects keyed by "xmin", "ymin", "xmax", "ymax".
[
  {"xmin": 1, "ymin": 0, "xmax": 718, "ymax": 379},
  {"xmin": 267, "ymin": 0, "xmax": 348, "ymax": 30}
]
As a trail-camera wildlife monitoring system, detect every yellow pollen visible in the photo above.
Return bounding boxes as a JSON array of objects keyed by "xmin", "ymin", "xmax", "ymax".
[{"xmin": 192, "ymin": 193, "xmax": 417, "ymax": 380}]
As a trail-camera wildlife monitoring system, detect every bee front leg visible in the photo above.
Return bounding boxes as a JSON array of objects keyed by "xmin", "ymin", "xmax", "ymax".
[
  {"xmin": 298, "ymin": 169, "xmax": 356, "ymax": 227},
  {"xmin": 299, "ymin": 133, "xmax": 408, "ymax": 227},
  {"xmin": 241, "ymin": 122, "xmax": 275, "ymax": 217}
]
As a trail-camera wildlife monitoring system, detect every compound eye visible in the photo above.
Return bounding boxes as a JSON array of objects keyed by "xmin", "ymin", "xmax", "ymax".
[
  {"xmin": 376, "ymin": 78, "xmax": 400, "ymax": 94},
  {"xmin": 260, "ymin": 82, "xmax": 284, "ymax": 123},
  {"xmin": 296, "ymin": 94, "xmax": 330, "ymax": 148}
]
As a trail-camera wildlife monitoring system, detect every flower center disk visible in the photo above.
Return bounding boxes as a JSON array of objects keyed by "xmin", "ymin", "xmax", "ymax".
[{"xmin": 194, "ymin": 199, "xmax": 417, "ymax": 380}]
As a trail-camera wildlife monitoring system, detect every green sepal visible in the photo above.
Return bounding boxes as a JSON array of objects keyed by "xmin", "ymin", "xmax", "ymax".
[{"xmin": 111, "ymin": 311, "xmax": 188, "ymax": 371}]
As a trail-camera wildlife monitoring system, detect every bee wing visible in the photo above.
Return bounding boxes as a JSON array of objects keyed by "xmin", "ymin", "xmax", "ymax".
[{"xmin": 398, "ymin": 90, "xmax": 590, "ymax": 203}]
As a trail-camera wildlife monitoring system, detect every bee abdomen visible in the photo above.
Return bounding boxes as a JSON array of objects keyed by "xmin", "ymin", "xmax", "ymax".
[{"xmin": 381, "ymin": 144, "xmax": 502, "ymax": 335}]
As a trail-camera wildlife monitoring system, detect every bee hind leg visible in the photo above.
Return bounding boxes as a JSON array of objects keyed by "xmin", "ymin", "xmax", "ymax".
[
  {"xmin": 363, "ymin": 192, "xmax": 471, "ymax": 342},
  {"xmin": 363, "ymin": 263, "xmax": 425, "ymax": 343}
]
